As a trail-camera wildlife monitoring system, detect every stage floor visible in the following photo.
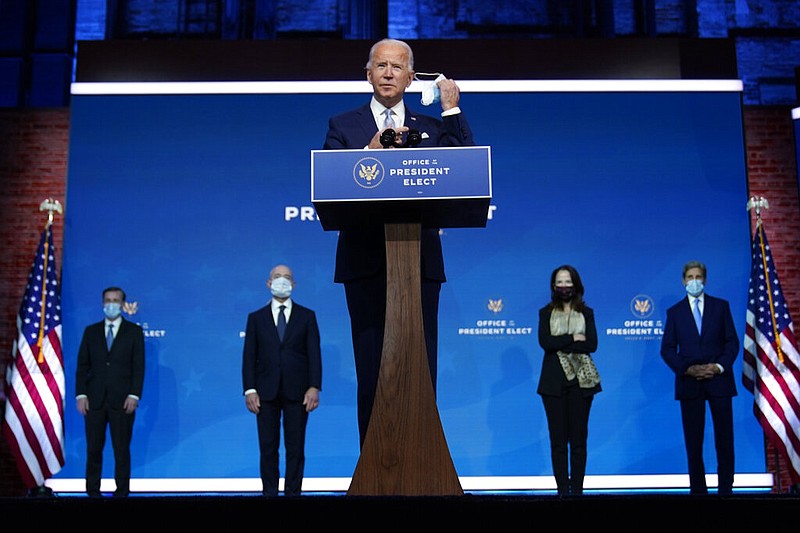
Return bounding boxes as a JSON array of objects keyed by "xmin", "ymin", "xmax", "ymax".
[{"xmin": 2, "ymin": 491, "xmax": 798, "ymax": 529}]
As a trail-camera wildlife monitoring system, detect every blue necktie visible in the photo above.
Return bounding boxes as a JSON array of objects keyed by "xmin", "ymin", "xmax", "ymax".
[
  {"xmin": 277, "ymin": 305, "xmax": 287, "ymax": 341},
  {"xmin": 692, "ymin": 298, "xmax": 702, "ymax": 334},
  {"xmin": 383, "ymin": 108, "xmax": 396, "ymax": 129},
  {"xmin": 106, "ymin": 323, "xmax": 114, "ymax": 350}
]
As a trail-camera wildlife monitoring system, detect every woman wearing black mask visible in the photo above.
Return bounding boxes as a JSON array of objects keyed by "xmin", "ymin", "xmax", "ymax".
[{"xmin": 536, "ymin": 264, "xmax": 600, "ymax": 497}]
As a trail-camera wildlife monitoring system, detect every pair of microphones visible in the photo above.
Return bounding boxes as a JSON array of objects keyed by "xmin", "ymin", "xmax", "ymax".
[{"xmin": 380, "ymin": 128, "xmax": 422, "ymax": 148}]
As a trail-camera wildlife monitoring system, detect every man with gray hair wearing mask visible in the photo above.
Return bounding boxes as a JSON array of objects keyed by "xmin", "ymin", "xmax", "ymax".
[
  {"xmin": 242, "ymin": 264, "xmax": 322, "ymax": 497},
  {"xmin": 660, "ymin": 260, "xmax": 739, "ymax": 495}
]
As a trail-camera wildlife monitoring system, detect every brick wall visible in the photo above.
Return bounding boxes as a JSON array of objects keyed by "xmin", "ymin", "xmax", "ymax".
[
  {"xmin": 0, "ymin": 108, "xmax": 69, "ymax": 496},
  {"xmin": 0, "ymin": 105, "xmax": 797, "ymax": 495}
]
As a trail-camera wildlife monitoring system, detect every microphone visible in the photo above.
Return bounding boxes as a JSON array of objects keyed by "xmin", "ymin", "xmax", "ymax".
[
  {"xmin": 405, "ymin": 129, "xmax": 422, "ymax": 148},
  {"xmin": 380, "ymin": 129, "xmax": 397, "ymax": 148},
  {"xmin": 380, "ymin": 128, "xmax": 422, "ymax": 148}
]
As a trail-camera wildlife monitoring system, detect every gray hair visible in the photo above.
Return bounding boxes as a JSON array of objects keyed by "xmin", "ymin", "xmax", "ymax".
[
  {"xmin": 682, "ymin": 260, "xmax": 707, "ymax": 279},
  {"xmin": 365, "ymin": 38, "xmax": 414, "ymax": 70}
]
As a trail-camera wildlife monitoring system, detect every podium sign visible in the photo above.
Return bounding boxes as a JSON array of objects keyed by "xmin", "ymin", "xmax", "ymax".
[{"xmin": 311, "ymin": 146, "xmax": 492, "ymax": 230}]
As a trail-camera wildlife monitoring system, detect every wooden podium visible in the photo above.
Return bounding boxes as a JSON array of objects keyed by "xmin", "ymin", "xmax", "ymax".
[{"xmin": 311, "ymin": 146, "xmax": 492, "ymax": 496}]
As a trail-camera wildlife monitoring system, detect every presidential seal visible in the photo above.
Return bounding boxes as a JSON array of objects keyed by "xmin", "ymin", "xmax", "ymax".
[{"xmin": 353, "ymin": 157, "xmax": 385, "ymax": 189}]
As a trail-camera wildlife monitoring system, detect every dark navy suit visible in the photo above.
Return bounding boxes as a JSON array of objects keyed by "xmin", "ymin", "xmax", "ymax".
[
  {"xmin": 242, "ymin": 301, "xmax": 322, "ymax": 496},
  {"xmin": 75, "ymin": 318, "xmax": 145, "ymax": 496},
  {"xmin": 323, "ymin": 102, "xmax": 474, "ymax": 447},
  {"xmin": 660, "ymin": 293, "xmax": 739, "ymax": 494}
]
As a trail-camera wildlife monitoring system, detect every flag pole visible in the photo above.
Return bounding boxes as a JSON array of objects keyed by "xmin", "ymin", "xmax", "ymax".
[
  {"xmin": 35, "ymin": 198, "xmax": 63, "ymax": 364},
  {"xmin": 31, "ymin": 197, "xmax": 63, "ymax": 496}
]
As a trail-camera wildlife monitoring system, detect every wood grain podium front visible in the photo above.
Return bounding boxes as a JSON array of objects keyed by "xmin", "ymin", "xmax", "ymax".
[
  {"xmin": 346, "ymin": 223, "xmax": 463, "ymax": 496},
  {"xmin": 311, "ymin": 146, "xmax": 491, "ymax": 496}
]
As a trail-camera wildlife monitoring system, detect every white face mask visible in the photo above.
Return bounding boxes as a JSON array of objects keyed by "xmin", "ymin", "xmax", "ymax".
[
  {"xmin": 270, "ymin": 276, "xmax": 293, "ymax": 299},
  {"xmin": 685, "ymin": 279, "xmax": 704, "ymax": 297},
  {"xmin": 415, "ymin": 72, "xmax": 446, "ymax": 106}
]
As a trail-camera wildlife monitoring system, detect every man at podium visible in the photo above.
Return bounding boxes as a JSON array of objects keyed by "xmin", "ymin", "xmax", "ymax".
[{"xmin": 323, "ymin": 38, "xmax": 475, "ymax": 447}]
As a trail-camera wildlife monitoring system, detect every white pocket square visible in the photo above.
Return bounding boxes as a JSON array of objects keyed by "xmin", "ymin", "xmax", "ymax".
[{"xmin": 421, "ymin": 132, "xmax": 430, "ymax": 139}]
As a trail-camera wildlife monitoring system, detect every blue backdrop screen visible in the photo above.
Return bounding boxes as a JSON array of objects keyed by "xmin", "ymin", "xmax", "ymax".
[{"xmin": 59, "ymin": 84, "xmax": 761, "ymax": 486}]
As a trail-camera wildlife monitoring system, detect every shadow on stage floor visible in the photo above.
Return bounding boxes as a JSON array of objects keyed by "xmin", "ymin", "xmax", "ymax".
[{"xmin": 2, "ymin": 492, "xmax": 798, "ymax": 528}]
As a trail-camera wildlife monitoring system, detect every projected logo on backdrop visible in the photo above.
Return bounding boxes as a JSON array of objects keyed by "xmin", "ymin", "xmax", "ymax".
[
  {"xmin": 630, "ymin": 294, "xmax": 654, "ymax": 318},
  {"xmin": 123, "ymin": 300, "xmax": 166, "ymax": 338},
  {"xmin": 354, "ymin": 157, "xmax": 385, "ymax": 188},
  {"xmin": 605, "ymin": 293, "xmax": 663, "ymax": 341},
  {"xmin": 457, "ymin": 297, "xmax": 533, "ymax": 337}
]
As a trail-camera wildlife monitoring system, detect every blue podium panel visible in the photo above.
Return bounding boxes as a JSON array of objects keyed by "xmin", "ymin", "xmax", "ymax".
[{"xmin": 311, "ymin": 146, "xmax": 492, "ymax": 230}]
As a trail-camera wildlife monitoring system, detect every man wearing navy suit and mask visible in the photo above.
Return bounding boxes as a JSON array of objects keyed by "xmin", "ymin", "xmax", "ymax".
[
  {"xmin": 242, "ymin": 264, "xmax": 322, "ymax": 497},
  {"xmin": 75, "ymin": 286, "xmax": 145, "ymax": 498},
  {"xmin": 323, "ymin": 38, "xmax": 475, "ymax": 448},
  {"xmin": 661, "ymin": 260, "xmax": 739, "ymax": 495}
]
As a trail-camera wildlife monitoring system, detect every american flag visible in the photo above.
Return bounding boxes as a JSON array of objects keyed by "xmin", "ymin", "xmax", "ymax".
[
  {"xmin": 742, "ymin": 219, "xmax": 800, "ymax": 485},
  {"xmin": 2, "ymin": 223, "xmax": 65, "ymax": 488}
]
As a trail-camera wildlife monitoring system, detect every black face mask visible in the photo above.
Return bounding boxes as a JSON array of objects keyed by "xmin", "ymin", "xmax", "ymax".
[{"xmin": 554, "ymin": 286, "xmax": 575, "ymax": 301}]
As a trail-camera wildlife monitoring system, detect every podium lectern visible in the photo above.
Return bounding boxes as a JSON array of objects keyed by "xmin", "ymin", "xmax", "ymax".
[{"xmin": 311, "ymin": 146, "xmax": 492, "ymax": 495}]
